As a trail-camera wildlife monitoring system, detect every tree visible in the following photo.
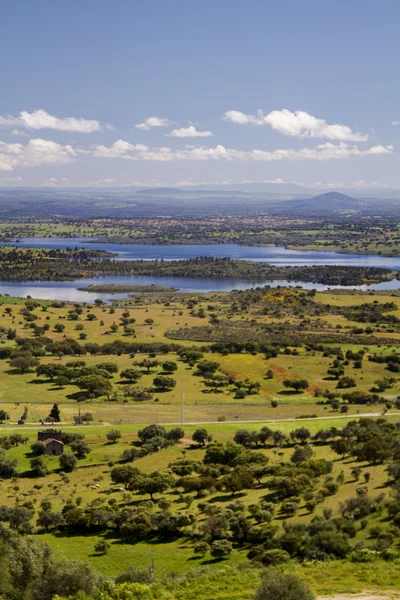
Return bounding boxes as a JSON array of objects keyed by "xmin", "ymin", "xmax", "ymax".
[
  {"xmin": 70, "ymin": 440, "xmax": 91, "ymax": 458},
  {"xmin": 55, "ymin": 376, "xmax": 70, "ymax": 389},
  {"xmin": 196, "ymin": 360, "xmax": 220, "ymax": 375},
  {"xmin": 234, "ymin": 429, "xmax": 258, "ymax": 447},
  {"xmin": 37, "ymin": 509, "xmax": 63, "ymax": 531},
  {"xmin": 137, "ymin": 471, "xmax": 171, "ymax": 501},
  {"xmin": 9, "ymin": 355, "xmax": 39, "ymax": 373},
  {"xmin": 30, "ymin": 456, "xmax": 48, "ymax": 477},
  {"xmin": 120, "ymin": 368, "xmax": 142, "ymax": 383},
  {"xmin": 97, "ymin": 362, "xmax": 119, "ymax": 374},
  {"xmin": 192, "ymin": 428, "xmax": 212, "ymax": 446},
  {"xmin": 111, "ymin": 465, "xmax": 141, "ymax": 490},
  {"xmin": 210, "ymin": 539, "xmax": 233, "ymax": 558},
  {"xmin": 0, "ymin": 449, "xmax": 18, "ymax": 478},
  {"xmin": 37, "ymin": 363, "xmax": 66, "ymax": 381},
  {"xmin": 290, "ymin": 427, "xmax": 311, "ymax": 444},
  {"xmin": 153, "ymin": 375, "xmax": 176, "ymax": 390},
  {"xmin": 167, "ymin": 427, "xmax": 184, "ymax": 442},
  {"xmin": 283, "ymin": 379, "xmax": 309, "ymax": 392},
  {"xmin": 162, "ymin": 361, "xmax": 178, "ymax": 374},
  {"xmin": 138, "ymin": 424, "xmax": 166, "ymax": 442},
  {"xmin": 337, "ymin": 376, "xmax": 356, "ymax": 389},
  {"xmin": 255, "ymin": 569, "xmax": 314, "ymax": 600},
  {"xmin": 54, "ymin": 323, "xmax": 65, "ymax": 333},
  {"xmin": 9, "ymin": 433, "xmax": 28, "ymax": 447},
  {"xmin": 137, "ymin": 358, "xmax": 159, "ymax": 373},
  {"xmin": 144, "ymin": 318, "xmax": 154, "ymax": 326},
  {"xmin": 0, "ymin": 410, "xmax": 9, "ymax": 424},
  {"xmin": 331, "ymin": 438, "xmax": 352, "ymax": 458},
  {"xmin": 76, "ymin": 374, "xmax": 112, "ymax": 398},
  {"xmin": 106, "ymin": 429, "xmax": 121, "ymax": 443},
  {"xmin": 220, "ymin": 470, "xmax": 254, "ymax": 496},
  {"xmin": 48, "ymin": 403, "xmax": 61, "ymax": 422},
  {"xmin": 30, "ymin": 441, "xmax": 46, "ymax": 456},
  {"xmin": 291, "ymin": 444, "xmax": 313, "ymax": 464},
  {"xmin": 59, "ymin": 453, "xmax": 77, "ymax": 472}
]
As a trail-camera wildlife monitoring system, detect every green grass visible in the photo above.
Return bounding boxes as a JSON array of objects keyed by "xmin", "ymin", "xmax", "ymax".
[{"xmin": 2, "ymin": 417, "xmax": 398, "ymax": 581}]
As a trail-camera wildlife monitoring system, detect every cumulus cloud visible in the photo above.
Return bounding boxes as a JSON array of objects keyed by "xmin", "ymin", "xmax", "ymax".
[
  {"xmin": 89, "ymin": 178, "xmax": 116, "ymax": 185},
  {"xmin": 352, "ymin": 179, "xmax": 388, "ymax": 188},
  {"xmin": 250, "ymin": 142, "xmax": 392, "ymax": 161},
  {"xmin": 0, "ymin": 110, "xmax": 101, "ymax": 133},
  {"xmin": 166, "ymin": 125, "xmax": 213, "ymax": 138},
  {"xmin": 88, "ymin": 140, "xmax": 393, "ymax": 162},
  {"xmin": 11, "ymin": 129, "xmax": 31, "ymax": 137},
  {"xmin": 0, "ymin": 138, "xmax": 76, "ymax": 171},
  {"xmin": 135, "ymin": 117, "xmax": 172, "ymax": 131},
  {"xmin": 296, "ymin": 181, "xmax": 345, "ymax": 189},
  {"xmin": 223, "ymin": 108, "xmax": 369, "ymax": 142}
]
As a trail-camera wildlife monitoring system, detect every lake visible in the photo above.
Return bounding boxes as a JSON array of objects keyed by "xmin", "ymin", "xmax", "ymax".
[
  {"xmin": 1, "ymin": 237, "xmax": 399, "ymax": 302},
  {"xmin": 9, "ymin": 237, "xmax": 400, "ymax": 268}
]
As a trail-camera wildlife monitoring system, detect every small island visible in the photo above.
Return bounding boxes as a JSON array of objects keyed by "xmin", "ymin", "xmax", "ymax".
[{"xmin": 77, "ymin": 283, "xmax": 179, "ymax": 294}]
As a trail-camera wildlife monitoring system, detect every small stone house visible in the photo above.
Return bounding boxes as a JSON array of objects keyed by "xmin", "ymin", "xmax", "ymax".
[{"xmin": 38, "ymin": 429, "xmax": 64, "ymax": 456}]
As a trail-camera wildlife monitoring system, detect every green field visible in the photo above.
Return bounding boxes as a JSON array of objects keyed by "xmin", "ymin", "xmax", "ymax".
[{"xmin": 1, "ymin": 287, "xmax": 400, "ymax": 596}]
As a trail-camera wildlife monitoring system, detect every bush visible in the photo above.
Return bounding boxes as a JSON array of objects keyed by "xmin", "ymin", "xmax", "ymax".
[
  {"xmin": 255, "ymin": 569, "xmax": 314, "ymax": 600},
  {"xmin": 194, "ymin": 541, "xmax": 209, "ymax": 557},
  {"xmin": 30, "ymin": 441, "xmax": 46, "ymax": 456},
  {"xmin": 259, "ymin": 549, "xmax": 290, "ymax": 566},
  {"xmin": 59, "ymin": 453, "xmax": 77, "ymax": 473},
  {"xmin": 94, "ymin": 539, "xmax": 110, "ymax": 555},
  {"xmin": 210, "ymin": 539, "xmax": 233, "ymax": 558}
]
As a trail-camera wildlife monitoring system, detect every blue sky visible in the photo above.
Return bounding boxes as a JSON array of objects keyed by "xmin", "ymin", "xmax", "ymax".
[{"xmin": 0, "ymin": 0, "xmax": 399, "ymax": 190}]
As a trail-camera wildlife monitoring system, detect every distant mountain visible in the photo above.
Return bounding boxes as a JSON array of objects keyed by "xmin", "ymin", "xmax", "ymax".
[{"xmin": 278, "ymin": 191, "xmax": 365, "ymax": 214}]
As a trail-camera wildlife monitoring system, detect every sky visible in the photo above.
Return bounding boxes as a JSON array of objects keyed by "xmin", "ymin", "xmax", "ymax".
[{"xmin": 0, "ymin": 0, "xmax": 400, "ymax": 190}]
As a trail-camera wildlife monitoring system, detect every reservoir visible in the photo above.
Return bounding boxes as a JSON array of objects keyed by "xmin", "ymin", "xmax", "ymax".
[{"xmin": 1, "ymin": 238, "xmax": 399, "ymax": 301}]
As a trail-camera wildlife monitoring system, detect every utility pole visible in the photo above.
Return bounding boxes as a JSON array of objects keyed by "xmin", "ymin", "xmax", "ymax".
[{"xmin": 181, "ymin": 393, "xmax": 185, "ymax": 426}]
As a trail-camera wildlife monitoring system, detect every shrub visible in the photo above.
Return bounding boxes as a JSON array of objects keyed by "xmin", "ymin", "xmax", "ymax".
[
  {"xmin": 210, "ymin": 539, "xmax": 233, "ymax": 558},
  {"xmin": 255, "ymin": 569, "xmax": 314, "ymax": 600}
]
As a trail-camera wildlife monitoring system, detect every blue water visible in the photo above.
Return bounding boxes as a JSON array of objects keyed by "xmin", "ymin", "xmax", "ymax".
[
  {"xmin": 9, "ymin": 237, "xmax": 400, "ymax": 268},
  {"xmin": 0, "ymin": 237, "xmax": 398, "ymax": 301}
]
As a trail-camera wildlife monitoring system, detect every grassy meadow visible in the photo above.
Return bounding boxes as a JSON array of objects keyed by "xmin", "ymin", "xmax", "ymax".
[{"xmin": 1, "ymin": 286, "xmax": 400, "ymax": 592}]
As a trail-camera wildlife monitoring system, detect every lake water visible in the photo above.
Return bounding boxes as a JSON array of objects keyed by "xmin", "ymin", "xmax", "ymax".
[
  {"xmin": 9, "ymin": 237, "xmax": 400, "ymax": 268},
  {"xmin": 1, "ymin": 237, "xmax": 399, "ymax": 302}
]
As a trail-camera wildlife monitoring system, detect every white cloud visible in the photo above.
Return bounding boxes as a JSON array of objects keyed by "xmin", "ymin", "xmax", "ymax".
[
  {"xmin": 135, "ymin": 116, "xmax": 172, "ymax": 131},
  {"xmin": 0, "ymin": 110, "xmax": 101, "ymax": 133},
  {"xmin": 296, "ymin": 181, "xmax": 345, "ymax": 189},
  {"xmin": 223, "ymin": 108, "xmax": 368, "ymax": 142},
  {"xmin": 222, "ymin": 110, "xmax": 263, "ymax": 125},
  {"xmin": 11, "ymin": 129, "xmax": 31, "ymax": 137},
  {"xmin": 352, "ymin": 179, "xmax": 388, "ymax": 188},
  {"xmin": 0, "ymin": 176, "xmax": 23, "ymax": 182},
  {"xmin": 392, "ymin": 121, "xmax": 400, "ymax": 126},
  {"xmin": 166, "ymin": 125, "xmax": 213, "ymax": 138},
  {"xmin": 250, "ymin": 142, "xmax": 392, "ymax": 161},
  {"xmin": 88, "ymin": 140, "xmax": 393, "ymax": 163},
  {"xmin": 0, "ymin": 138, "xmax": 76, "ymax": 171},
  {"xmin": 263, "ymin": 178, "xmax": 286, "ymax": 184},
  {"xmin": 89, "ymin": 178, "xmax": 116, "ymax": 185}
]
